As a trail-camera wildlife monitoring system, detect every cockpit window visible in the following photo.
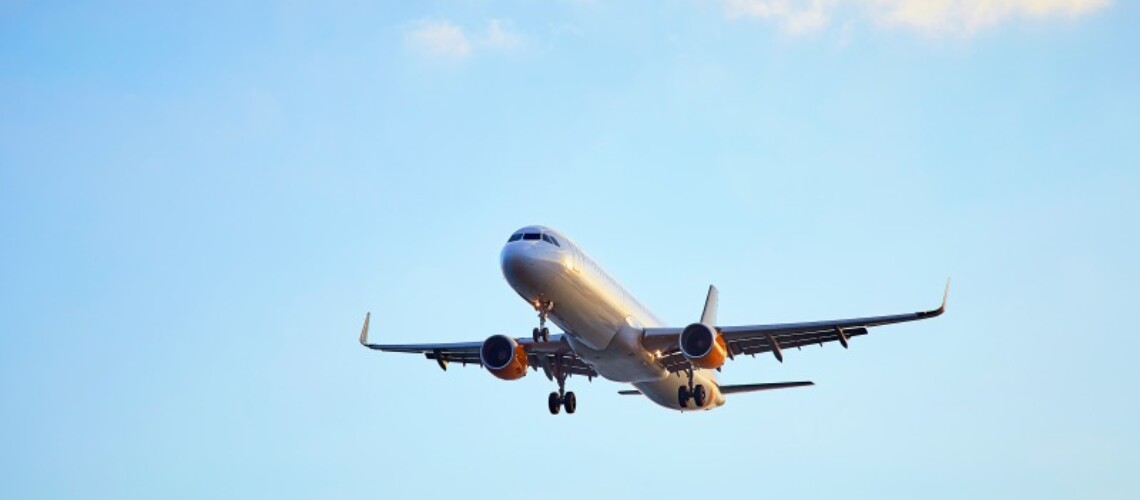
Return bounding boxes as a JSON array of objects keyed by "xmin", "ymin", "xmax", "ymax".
[
  {"xmin": 507, "ymin": 233, "xmax": 522, "ymax": 242},
  {"xmin": 523, "ymin": 233, "xmax": 540, "ymax": 240},
  {"xmin": 542, "ymin": 234, "xmax": 560, "ymax": 247}
]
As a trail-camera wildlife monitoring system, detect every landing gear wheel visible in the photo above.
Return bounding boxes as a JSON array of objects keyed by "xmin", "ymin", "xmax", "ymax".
[
  {"xmin": 678, "ymin": 386, "xmax": 690, "ymax": 408},
  {"xmin": 534, "ymin": 301, "xmax": 554, "ymax": 342},
  {"xmin": 548, "ymin": 392, "xmax": 562, "ymax": 415},
  {"xmin": 532, "ymin": 327, "xmax": 541, "ymax": 342},
  {"xmin": 693, "ymin": 384, "xmax": 708, "ymax": 407},
  {"xmin": 563, "ymin": 391, "xmax": 577, "ymax": 414}
]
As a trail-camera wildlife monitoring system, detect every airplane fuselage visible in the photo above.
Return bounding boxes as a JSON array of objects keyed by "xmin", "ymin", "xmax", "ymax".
[{"xmin": 500, "ymin": 225, "xmax": 725, "ymax": 410}]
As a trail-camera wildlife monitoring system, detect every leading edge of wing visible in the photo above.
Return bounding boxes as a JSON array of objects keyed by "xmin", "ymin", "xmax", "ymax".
[
  {"xmin": 358, "ymin": 312, "xmax": 570, "ymax": 355},
  {"xmin": 639, "ymin": 280, "xmax": 948, "ymax": 352},
  {"xmin": 721, "ymin": 279, "xmax": 949, "ymax": 335},
  {"xmin": 366, "ymin": 337, "xmax": 570, "ymax": 354}
]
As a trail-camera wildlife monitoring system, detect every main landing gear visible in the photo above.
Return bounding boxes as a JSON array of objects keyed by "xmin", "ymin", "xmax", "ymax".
[
  {"xmin": 548, "ymin": 390, "xmax": 576, "ymax": 415},
  {"xmin": 547, "ymin": 355, "xmax": 576, "ymax": 415},
  {"xmin": 677, "ymin": 367, "xmax": 708, "ymax": 409},
  {"xmin": 531, "ymin": 300, "xmax": 554, "ymax": 342}
]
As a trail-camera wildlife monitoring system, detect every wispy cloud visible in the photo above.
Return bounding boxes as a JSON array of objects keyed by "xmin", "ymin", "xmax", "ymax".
[
  {"xmin": 405, "ymin": 19, "xmax": 523, "ymax": 61},
  {"xmin": 723, "ymin": 0, "xmax": 1110, "ymax": 36},
  {"xmin": 482, "ymin": 19, "xmax": 523, "ymax": 50},
  {"xmin": 874, "ymin": 0, "xmax": 1111, "ymax": 35},
  {"xmin": 725, "ymin": 0, "xmax": 829, "ymax": 34},
  {"xmin": 406, "ymin": 20, "xmax": 472, "ymax": 60}
]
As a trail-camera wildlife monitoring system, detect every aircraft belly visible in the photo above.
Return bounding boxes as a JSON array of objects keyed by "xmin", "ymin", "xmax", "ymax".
[
  {"xmin": 545, "ymin": 269, "xmax": 627, "ymax": 351},
  {"xmin": 634, "ymin": 371, "xmax": 726, "ymax": 411},
  {"xmin": 567, "ymin": 334, "xmax": 666, "ymax": 383},
  {"xmin": 564, "ymin": 322, "xmax": 668, "ymax": 383}
]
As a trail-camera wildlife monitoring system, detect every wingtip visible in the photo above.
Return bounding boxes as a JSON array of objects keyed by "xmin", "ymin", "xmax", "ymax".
[
  {"xmin": 359, "ymin": 312, "xmax": 371, "ymax": 346},
  {"xmin": 941, "ymin": 278, "xmax": 951, "ymax": 311},
  {"xmin": 917, "ymin": 280, "xmax": 950, "ymax": 318}
]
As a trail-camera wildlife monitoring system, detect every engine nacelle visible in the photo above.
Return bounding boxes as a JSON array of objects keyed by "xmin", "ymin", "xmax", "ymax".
[
  {"xmin": 479, "ymin": 334, "xmax": 529, "ymax": 380},
  {"xmin": 679, "ymin": 323, "xmax": 727, "ymax": 370}
]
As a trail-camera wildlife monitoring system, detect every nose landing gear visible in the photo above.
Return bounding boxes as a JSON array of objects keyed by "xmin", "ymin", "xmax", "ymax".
[{"xmin": 531, "ymin": 300, "xmax": 554, "ymax": 342}]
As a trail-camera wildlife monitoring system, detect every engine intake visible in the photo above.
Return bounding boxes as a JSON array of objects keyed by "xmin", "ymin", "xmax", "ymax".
[
  {"xmin": 679, "ymin": 323, "xmax": 727, "ymax": 370},
  {"xmin": 479, "ymin": 335, "xmax": 529, "ymax": 380}
]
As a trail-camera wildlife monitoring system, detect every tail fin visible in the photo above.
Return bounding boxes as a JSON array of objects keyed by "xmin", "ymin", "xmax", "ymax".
[{"xmin": 701, "ymin": 285, "xmax": 718, "ymax": 325}]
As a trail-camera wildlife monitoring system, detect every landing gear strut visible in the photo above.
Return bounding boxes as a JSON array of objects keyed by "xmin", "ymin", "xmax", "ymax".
[
  {"xmin": 677, "ymin": 366, "xmax": 707, "ymax": 408},
  {"xmin": 531, "ymin": 300, "xmax": 553, "ymax": 342},
  {"xmin": 547, "ymin": 355, "xmax": 576, "ymax": 415}
]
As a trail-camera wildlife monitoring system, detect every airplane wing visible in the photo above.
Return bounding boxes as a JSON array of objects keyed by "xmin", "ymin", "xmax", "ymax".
[
  {"xmin": 358, "ymin": 313, "xmax": 598, "ymax": 379},
  {"xmin": 641, "ymin": 282, "xmax": 949, "ymax": 373}
]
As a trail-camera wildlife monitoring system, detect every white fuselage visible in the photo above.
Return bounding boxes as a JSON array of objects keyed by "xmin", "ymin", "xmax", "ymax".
[{"xmin": 500, "ymin": 225, "xmax": 725, "ymax": 411}]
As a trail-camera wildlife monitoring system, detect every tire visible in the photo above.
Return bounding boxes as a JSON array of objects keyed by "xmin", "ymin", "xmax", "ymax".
[
  {"xmin": 563, "ymin": 391, "xmax": 577, "ymax": 414},
  {"xmin": 540, "ymin": 327, "xmax": 550, "ymax": 341},
  {"xmin": 678, "ymin": 386, "xmax": 690, "ymax": 408},
  {"xmin": 693, "ymin": 384, "xmax": 707, "ymax": 407},
  {"xmin": 532, "ymin": 328, "xmax": 541, "ymax": 342},
  {"xmin": 548, "ymin": 392, "xmax": 562, "ymax": 415}
]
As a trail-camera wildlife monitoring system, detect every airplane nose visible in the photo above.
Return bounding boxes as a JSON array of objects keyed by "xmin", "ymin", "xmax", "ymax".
[
  {"xmin": 500, "ymin": 244, "xmax": 530, "ymax": 279},
  {"xmin": 500, "ymin": 242, "xmax": 564, "ymax": 294}
]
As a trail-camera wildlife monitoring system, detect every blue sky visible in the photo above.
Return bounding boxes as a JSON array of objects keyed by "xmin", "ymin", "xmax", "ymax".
[{"xmin": 2, "ymin": 1, "xmax": 1137, "ymax": 498}]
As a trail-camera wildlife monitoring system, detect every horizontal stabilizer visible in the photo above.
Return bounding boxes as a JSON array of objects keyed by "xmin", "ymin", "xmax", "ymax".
[
  {"xmin": 719, "ymin": 381, "xmax": 814, "ymax": 393},
  {"xmin": 618, "ymin": 381, "xmax": 813, "ymax": 396}
]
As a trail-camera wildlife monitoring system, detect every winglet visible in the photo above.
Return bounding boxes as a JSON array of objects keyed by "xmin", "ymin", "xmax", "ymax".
[
  {"xmin": 359, "ymin": 312, "xmax": 371, "ymax": 346},
  {"xmin": 941, "ymin": 278, "xmax": 951, "ymax": 312},
  {"xmin": 919, "ymin": 279, "xmax": 950, "ymax": 318}
]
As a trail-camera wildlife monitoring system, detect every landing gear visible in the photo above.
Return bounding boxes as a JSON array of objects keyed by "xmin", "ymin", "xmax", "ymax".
[
  {"xmin": 677, "ymin": 367, "xmax": 707, "ymax": 408},
  {"xmin": 548, "ymin": 391, "xmax": 577, "ymax": 415},
  {"xmin": 531, "ymin": 300, "xmax": 554, "ymax": 342},
  {"xmin": 693, "ymin": 384, "xmax": 708, "ymax": 407},
  {"xmin": 548, "ymin": 392, "xmax": 562, "ymax": 415},
  {"xmin": 546, "ymin": 353, "xmax": 577, "ymax": 415}
]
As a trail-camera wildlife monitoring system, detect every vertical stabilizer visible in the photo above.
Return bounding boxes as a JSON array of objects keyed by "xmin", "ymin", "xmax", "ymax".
[{"xmin": 701, "ymin": 285, "xmax": 718, "ymax": 326}]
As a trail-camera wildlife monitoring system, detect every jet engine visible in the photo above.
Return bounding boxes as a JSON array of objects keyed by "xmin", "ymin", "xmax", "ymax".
[
  {"xmin": 679, "ymin": 323, "xmax": 727, "ymax": 370},
  {"xmin": 480, "ymin": 334, "xmax": 529, "ymax": 380}
]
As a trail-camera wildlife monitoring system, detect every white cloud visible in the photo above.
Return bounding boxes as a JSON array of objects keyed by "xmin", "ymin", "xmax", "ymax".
[
  {"xmin": 406, "ymin": 20, "xmax": 472, "ymax": 59},
  {"xmin": 723, "ymin": 0, "xmax": 1110, "ymax": 36},
  {"xmin": 481, "ymin": 19, "xmax": 523, "ymax": 50},
  {"xmin": 405, "ymin": 19, "xmax": 523, "ymax": 61},
  {"xmin": 725, "ymin": 0, "xmax": 831, "ymax": 34},
  {"xmin": 873, "ymin": 0, "xmax": 1111, "ymax": 35}
]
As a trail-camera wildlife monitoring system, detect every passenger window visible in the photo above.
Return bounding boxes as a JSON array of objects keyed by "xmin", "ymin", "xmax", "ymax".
[
  {"xmin": 523, "ymin": 233, "xmax": 540, "ymax": 240},
  {"xmin": 508, "ymin": 233, "xmax": 522, "ymax": 242}
]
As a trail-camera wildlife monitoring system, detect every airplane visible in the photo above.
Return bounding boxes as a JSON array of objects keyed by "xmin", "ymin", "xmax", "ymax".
[{"xmin": 360, "ymin": 225, "xmax": 948, "ymax": 414}]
